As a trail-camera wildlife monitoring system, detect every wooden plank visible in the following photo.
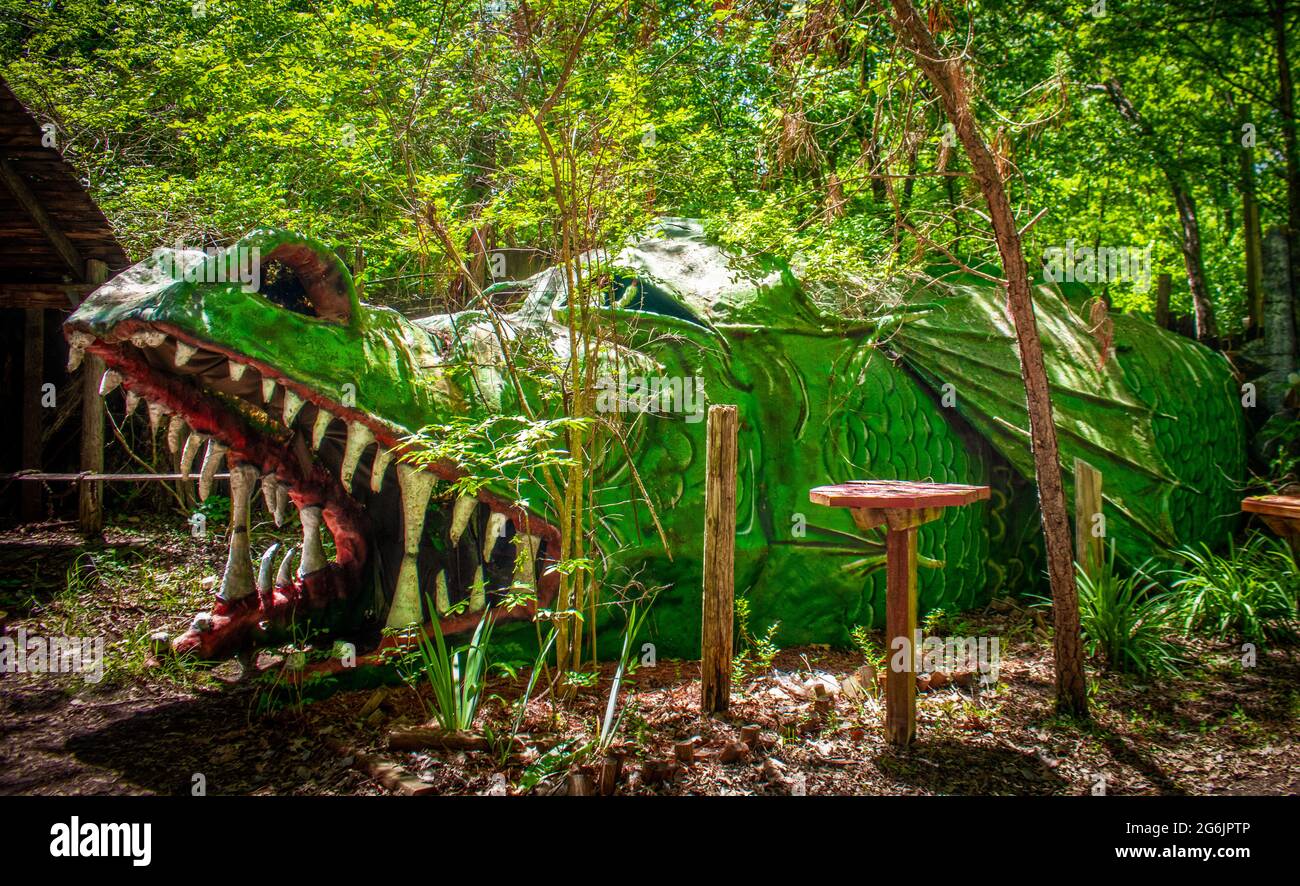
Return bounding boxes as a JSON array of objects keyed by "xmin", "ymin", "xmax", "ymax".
[
  {"xmin": 809, "ymin": 480, "xmax": 990, "ymax": 510},
  {"xmin": 700, "ymin": 404, "xmax": 738, "ymax": 714},
  {"xmin": 885, "ymin": 525, "xmax": 918, "ymax": 748},
  {"xmin": 0, "ymin": 155, "xmax": 84, "ymax": 289},
  {"xmin": 78, "ymin": 258, "xmax": 107, "ymax": 535},
  {"xmin": 851, "ymin": 505, "xmax": 944, "ymax": 533},
  {"xmin": 21, "ymin": 308, "xmax": 43, "ymax": 522},
  {"xmin": 0, "ymin": 282, "xmax": 93, "ymax": 309},
  {"xmin": 1242, "ymin": 495, "xmax": 1300, "ymax": 520},
  {"xmin": 1074, "ymin": 458, "xmax": 1104, "ymax": 579}
]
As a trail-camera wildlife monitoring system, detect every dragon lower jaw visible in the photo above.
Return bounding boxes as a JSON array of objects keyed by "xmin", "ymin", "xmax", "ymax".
[{"xmin": 67, "ymin": 320, "xmax": 560, "ymax": 663}]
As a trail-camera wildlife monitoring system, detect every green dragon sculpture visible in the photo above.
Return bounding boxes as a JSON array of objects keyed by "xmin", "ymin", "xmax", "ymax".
[{"xmin": 63, "ymin": 219, "xmax": 1245, "ymax": 664}]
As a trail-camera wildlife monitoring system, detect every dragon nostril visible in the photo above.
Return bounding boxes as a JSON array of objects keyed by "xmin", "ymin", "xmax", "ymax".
[
  {"xmin": 258, "ymin": 241, "xmax": 354, "ymax": 323},
  {"xmin": 261, "ymin": 260, "xmax": 319, "ymax": 318}
]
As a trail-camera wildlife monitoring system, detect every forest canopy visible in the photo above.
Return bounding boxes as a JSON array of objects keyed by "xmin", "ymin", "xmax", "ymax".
[{"xmin": 1, "ymin": 0, "xmax": 1295, "ymax": 333}]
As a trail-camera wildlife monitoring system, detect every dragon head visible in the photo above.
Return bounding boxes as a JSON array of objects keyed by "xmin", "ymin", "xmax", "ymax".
[{"xmin": 64, "ymin": 229, "xmax": 562, "ymax": 660}]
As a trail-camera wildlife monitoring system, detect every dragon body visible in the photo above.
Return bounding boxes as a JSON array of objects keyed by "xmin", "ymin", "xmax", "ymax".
[{"xmin": 64, "ymin": 220, "xmax": 1245, "ymax": 662}]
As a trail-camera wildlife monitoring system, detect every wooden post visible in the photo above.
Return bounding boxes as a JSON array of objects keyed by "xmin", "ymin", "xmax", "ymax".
[
  {"xmin": 21, "ymin": 308, "xmax": 45, "ymax": 522},
  {"xmin": 1074, "ymin": 458, "xmax": 1103, "ymax": 580},
  {"xmin": 884, "ymin": 522, "xmax": 918, "ymax": 747},
  {"xmin": 1155, "ymin": 273, "xmax": 1171, "ymax": 330},
  {"xmin": 78, "ymin": 259, "xmax": 109, "ymax": 536},
  {"xmin": 700, "ymin": 404, "xmax": 738, "ymax": 714}
]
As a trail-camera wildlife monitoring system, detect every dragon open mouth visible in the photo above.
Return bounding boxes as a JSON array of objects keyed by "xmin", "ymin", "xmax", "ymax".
[{"xmin": 66, "ymin": 319, "xmax": 560, "ymax": 663}]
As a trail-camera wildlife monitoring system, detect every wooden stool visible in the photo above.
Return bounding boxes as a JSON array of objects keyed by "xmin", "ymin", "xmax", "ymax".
[
  {"xmin": 809, "ymin": 480, "xmax": 991, "ymax": 748},
  {"xmin": 1242, "ymin": 494, "xmax": 1300, "ymax": 565}
]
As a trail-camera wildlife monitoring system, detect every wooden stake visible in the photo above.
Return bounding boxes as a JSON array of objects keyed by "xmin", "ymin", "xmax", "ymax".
[
  {"xmin": 78, "ymin": 260, "xmax": 109, "ymax": 536},
  {"xmin": 21, "ymin": 308, "xmax": 44, "ymax": 522},
  {"xmin": 1074, "ymin": 458, "xmax": 1103, "ymax": 580},
  {"xmin": 884, "ymin": 522, "xmax": 918, "ymax": 747},
  {"xmin": 1155, "ymin": 273, "xmax": 1171, "ymax": 330},
  {"xmin": 700, "ymin": 404, "xmax": 738, "ymax": 714}
]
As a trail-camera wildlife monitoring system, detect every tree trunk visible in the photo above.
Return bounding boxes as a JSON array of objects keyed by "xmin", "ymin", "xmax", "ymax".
[
  {"xmin": 1098, "ymin": 79, "xmax": 1218, "ymax": 342},
  {"xmin": 886, "ymin": 0, "xmax": 1089, "ymax": 717},
  {"xmin": 1238, "ymin": 104, "xmax": 1265, "ymax": 334},
  {"xmin": 1260, "ymin": 226, "xmax": 1298, "ymax": 414},
  {"xmin": 1272, "ymin": 0, "xmax": 1300, "ymax": 340}
]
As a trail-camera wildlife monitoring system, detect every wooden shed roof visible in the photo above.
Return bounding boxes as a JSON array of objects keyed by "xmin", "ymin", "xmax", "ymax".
[{"xmin": 0, "ymin": 77, "xmax": 130, "ymax": 308}]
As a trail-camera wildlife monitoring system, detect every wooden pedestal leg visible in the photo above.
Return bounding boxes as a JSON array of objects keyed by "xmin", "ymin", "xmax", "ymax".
[{"xmin": 885, "ymin": 525, "xmax": 918, "ymax": 748}]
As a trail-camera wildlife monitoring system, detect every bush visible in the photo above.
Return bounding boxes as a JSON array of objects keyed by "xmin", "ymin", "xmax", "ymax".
[
  {"xmin": 397, "ymin": 606, "xmax": 514, "ymax": 733},
  {"xmin": 1073, "ymin": 547, "xmax": 1184, "ymax": 678},
  {"xmin": 1168, "ymin": 534, "xmax": 1298, "ymax": 644}
]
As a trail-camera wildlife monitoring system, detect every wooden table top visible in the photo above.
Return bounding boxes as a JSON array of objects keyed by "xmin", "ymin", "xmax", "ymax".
[
  {"xmin": 1242, "ymin": 495, "xmax": 1300, "ymax": 520},
  {"xmin": 809, "ymin": 481, "xmax": 991, "ymax": 510}
]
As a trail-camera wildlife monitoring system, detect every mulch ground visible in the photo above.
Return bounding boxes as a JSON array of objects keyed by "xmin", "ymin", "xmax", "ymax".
[{"xmin": 2, "ymin": 518, "xmax": 1297, "ymax": 796}]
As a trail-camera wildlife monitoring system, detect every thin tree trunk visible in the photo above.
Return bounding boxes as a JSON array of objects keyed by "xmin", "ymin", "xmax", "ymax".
[
  {"xmin": 885, "ymin": 0, "xmax": 1089, "ymax": 717},
  {"xmin": 1272, "ymin": 0, "xmax": 1300, "ymax": 334},
  {"xmin": 1238, "ymin": 104, "xmax": 1265, "ymax": 333},
  {"xmin": 1097, "ymin": 79, "xmax": 1218, "ymax": 342}
]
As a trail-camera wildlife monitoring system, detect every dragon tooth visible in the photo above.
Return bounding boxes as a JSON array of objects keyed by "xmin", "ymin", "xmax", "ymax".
[
  {"xmin": 130, "ymin": 330, "xmax": 165, "ymax": 348},
  {"xmin": 282, "ymin": 389, "xmax": 305, "ymax": 426},
  {"xmin": 297, "ymin": 505, "xmax": 327, "ymax": 578},
  {"xmin": 370, "ymin": 447, "xmax": 394, "ymax": 493},
  {"xmin": 449, "ymin": 494, "xmax": 477, "ymax": 546},
  {"xmin": 180, "ymin": 432, "xmax": 207, "ymax": 481},
  {"xmin": 261, "ymin": 377, "xmax": 277, "ymax": 403},
  {"xmin": 512, "ymin": 533, "xmax": 540, "ymax": 588},
  {"xmin": 435, "ymin": 570, "xmax": 451, "ymax": 615},
  {"xmin": 274, "ymin": 485, "xmax": 289, "ymax": 528},
  {"xmin": 198, "ymin": 439, "xmax": 227, "ymax": 501},
  {"xmin": 98, "ymin": 370, "xmax": 122, "ymax": 396},
  {"xmin": 386, "ymin": 464, "xmax": 438, "ymax": 629},
  {"xmin": 174, "ymin": 341, "xmax": 198, "ymax": 366},
  {"xmin": 312, "ymin": 410, "xmax": 332, "ymax": 449},
  {"xmin": 124, "ymin": 390, "xmax": 141, "ymax": 417},
  {"xmin": 68, "ymin": 331, "xmax": 94, "ymax": 371},
  {"xmin": 339, "ymin": 421, "xmax": 375, "ymax": 490},
  {"xmin": 218, "ymin": 463, "xmax": 260, "ymax": 602},
  {"xmin": 483, "ymin": 511, "xmax": 508, "ymax": 563},
  {"xmin": 275, "ymin": 545, "xmax": 298, "ymax": 587},
  {"xmin": 148, "ymin": 402, "xmax": 168, "ymax": 436},
  {"xmin": 166, "ymin": 415, "xmax": 187, "ymax": 454},
  {"xmin": 257, "ymin": 543, "xmax": 281, "ymax": 595},
  {"xmin": 229, "ymin": 361, "xmax": 248, "ymax": 381},
  {"xmin": 469, "ymin": 566, "xmax": 486, "ymax": 612},
  {"xmin": 261, "ymin": 473, "xmax": 280, "ymax": 515}
]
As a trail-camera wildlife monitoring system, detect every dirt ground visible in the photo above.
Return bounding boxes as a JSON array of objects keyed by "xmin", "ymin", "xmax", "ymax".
[{"xmin": 2, "ymin": 518, "xmax": 1297, "ymax": 796}]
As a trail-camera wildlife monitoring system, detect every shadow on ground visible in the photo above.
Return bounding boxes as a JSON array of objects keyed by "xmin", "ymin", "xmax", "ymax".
[{"xmin": 874, "ymin": 740, "xmax": 1070, "ymax": 795}]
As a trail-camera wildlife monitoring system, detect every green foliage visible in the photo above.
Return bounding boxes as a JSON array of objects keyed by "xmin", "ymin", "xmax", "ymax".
[
  {"xmin": 849, "ymin": 624, "xmax": 886, "ymax": 672},
  {"xmin": 732, "ymin": 594, "xmax": 781, "ymax": 682},
  {"xmin": 1168, "ymin": 534, "xmax": 1299, "ymax": 644},
  {"xmin": 397, "ymin": 605, "xmax": 513, "ymax": 733},
  {"xmin": 193, "ymin": 494, "xmax": 231, "ymax": 526},
  {"xmin": 1, "ymin": 0, "xmax": 1286, "ymax": 333},
  {"xmin": 597, "ymin": 600, "xmax": 650, "ymax": 751},
  {"xmin": 1073, "ymin": 549, "xmax": 1185, "ymax": 678},
  {"xmin": 1259, "ymin": 412, "xmax": 1300, "ymax": 491}
]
